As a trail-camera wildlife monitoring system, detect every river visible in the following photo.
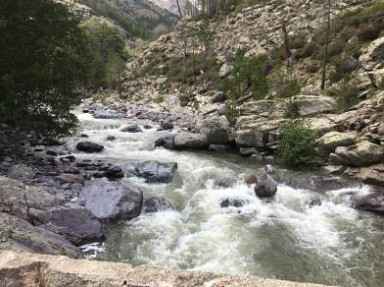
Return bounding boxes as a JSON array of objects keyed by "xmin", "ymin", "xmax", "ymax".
[{"xmin": 69, "ymin": 112, "xmax": 383, "ymax": 287}]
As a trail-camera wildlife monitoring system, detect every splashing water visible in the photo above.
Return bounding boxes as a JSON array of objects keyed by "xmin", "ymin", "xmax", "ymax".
[{"xmin": 71, "ymin": 112, "xmax": 384, "ymax": 287}]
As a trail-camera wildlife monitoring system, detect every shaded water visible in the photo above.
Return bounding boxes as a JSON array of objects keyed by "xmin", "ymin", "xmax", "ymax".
[{"xmin": 71, "ymin": 113, "xmax": 383, "ymax": 287}]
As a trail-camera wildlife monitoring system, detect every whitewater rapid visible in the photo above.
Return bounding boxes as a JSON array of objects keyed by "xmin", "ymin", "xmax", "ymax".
[{"xmin": 71, "ymin": 113, "xmax": 383, "ymax": 287}]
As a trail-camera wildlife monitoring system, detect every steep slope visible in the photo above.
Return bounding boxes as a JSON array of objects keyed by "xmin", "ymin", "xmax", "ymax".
[
  {"xmin": 79, "ymin": 0, "xmax": 179, "ymax": 35},
  {"xmin": 115, "ymin": 0, "xmax": 383, "ymax": 184},
  {"xmin": 148, "ymin": 0, "xmax": 185, "ymax": 15}
]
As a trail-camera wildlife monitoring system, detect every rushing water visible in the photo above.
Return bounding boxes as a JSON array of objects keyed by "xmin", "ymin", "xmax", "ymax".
[{"xmin": 70, "ymin": 113, "xmax": 383, "ymax": 287}]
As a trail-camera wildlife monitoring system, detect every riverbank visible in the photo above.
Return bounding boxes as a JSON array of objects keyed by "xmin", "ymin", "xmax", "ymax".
[{"xmin": 0, "ymin": 250, "xmax": 332, "ymax": 287}]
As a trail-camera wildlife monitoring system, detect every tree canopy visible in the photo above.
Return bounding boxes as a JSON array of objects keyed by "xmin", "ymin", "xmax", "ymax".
[{"xmin": 0, "ymin": 0, "xmax": 89, "ymax": 135}]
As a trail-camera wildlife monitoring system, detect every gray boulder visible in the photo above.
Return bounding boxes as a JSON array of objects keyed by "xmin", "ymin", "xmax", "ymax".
[
  {"xmin": 173, "ymin": 132, "xmax": 207, "ymax": 150},
  {"xmin": 0, "ymin": 176, "xmax": 57, "ymax": 221},
  {"xmin": 254, "ymin": 175, "xmax": 277, "ymax": 198},
  {"xmin": 134, "ymin": 160, "xmax": 177, "ymax": 184},
  {"xmin": 31, "ymin": 204, "xmax": 104, "ymax": 246},
  {"xmin": 76, "ymin": 141, "xmax": 104, "ymax": 153},
  {"xmin": 198, "ymin": 116, "xmax": 230, "ymax": 145},
  {"xmin": 79, "ymin": 178, "xmax": 143, "ymax": 222},
  {"xmin": 0, "ymin": 212, "xmax": 83, "ymax": 258}
]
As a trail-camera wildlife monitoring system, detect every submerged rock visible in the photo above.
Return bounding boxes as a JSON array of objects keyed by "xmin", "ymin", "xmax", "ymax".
[
  {"xmin": 155, "ymin": 135, "xmax": 174, "ymax": 149},
  {"xmin": 143, "ymin": 197, "xmax": 175, "ymax": 213},
  {"xmin": 105, "ymin": 165, "xmax": 124, "ymax": 179},
  {"xmin": 254, "ymin": 175, "xmax": 277, "ymax": 198},
  {"xmin": 76, "ymin": 141, "xmax": 104, "ymax": 153},
  {"xmin": 134, "ymin": 160, "xmax": 177, "ymax": 184},
  {"xmin": 79, "ymin": 178, "xmax": 143, "ymax": 222},
  {"xmin": 244, "ymin": 173, "xmax": 258, "ymax": 185},
  {"xmin": 352, "ymin": 193, "xmax": 384, "ymax": 215},
  {"xmin": 121, "ymin": 124, "xmax": 142, "ymax": 133},
  {"xmin": 220, "ymin": 198, "xmax": 247, "ymax": 208}
]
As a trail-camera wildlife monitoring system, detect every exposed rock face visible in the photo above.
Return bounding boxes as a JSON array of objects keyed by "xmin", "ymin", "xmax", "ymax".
[
  {"xmin": 0, "ymin": 213, "xmax": 83, "ymax": 258},
  {"xmin": 31, "ymin": 204, "xmax": 104, "ymax": 246},
  {"xmin": 292, "ymin": 95, "xmax": 336, "ymax": 117},
  {"xmin": 76, "ymin": 141, "xmax": 104, "ymax": 153},
  {"xmin": 0, "ymin": 176, "xmax": 57, "ymax": 221},
  {"xmin": 197, "ymin": 116, "xmax": 231, "ymax": 145},
  {"xmin": 0, "ymin": 251, "xmax": 332, "ymax": 287},
  {"xmin": 318, "ymin": 131, "xmax": 357, "ymax": 152},
  {"xmin": 79, "ymin": 178, "xmax": 143, "ymax": 222},
  {"xmin": 173, "ymin": 132, "xmax": 208, "ymax": 150},
  {"xmin": 133, "ymin": 160, "xmax": 177, "ymax": 184},
  {"xmin": 330, "ymin": 140, "xmax": 384, "ymax": 167}
]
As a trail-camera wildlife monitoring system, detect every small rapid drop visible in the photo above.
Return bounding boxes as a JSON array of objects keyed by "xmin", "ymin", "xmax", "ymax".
[{"xmin": 72, "ymin": 112, "xmax": 383, "ymax": 287}]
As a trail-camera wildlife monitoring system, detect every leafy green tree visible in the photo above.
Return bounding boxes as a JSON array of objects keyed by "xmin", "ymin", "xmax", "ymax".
[
  {"xmin": 0, "ymin": 0, "xmax": 89, "ymax": 135},
  {"xmin": 81, "ymin": 16, "xmax": 127, "ymax": 90}
]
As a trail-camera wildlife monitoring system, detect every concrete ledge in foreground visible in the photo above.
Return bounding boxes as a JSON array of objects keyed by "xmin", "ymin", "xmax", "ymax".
[{"xmin": 0, "ymin": 251, "xmax": 334, "ymax": 287}]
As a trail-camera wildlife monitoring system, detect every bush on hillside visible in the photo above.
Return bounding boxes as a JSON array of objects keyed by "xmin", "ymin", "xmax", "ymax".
[
  {"xmin": 277, "ymin": 120, "xmax": 317, "ymax": 168},
  {"xmin": 327, "ymin": 78, "xmax": 360, "ymax": 113}
]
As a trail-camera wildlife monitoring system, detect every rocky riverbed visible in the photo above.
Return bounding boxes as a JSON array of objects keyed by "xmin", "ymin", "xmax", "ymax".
[{"xmin": 0, "ymin": 101, "xmax": 383, "ymax": 287}]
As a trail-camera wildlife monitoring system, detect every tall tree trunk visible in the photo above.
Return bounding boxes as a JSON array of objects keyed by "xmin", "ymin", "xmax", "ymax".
[
  {"xmin": 176, "ymin": 0, "xmax": 187, "ymax": 73},
  {"xmin": 281, "ymin": 21, "xmax": 291, "ymax": 67},
  {"xmin": 321, "ymin": 0, "xmax": 331, "ymax": 90}
]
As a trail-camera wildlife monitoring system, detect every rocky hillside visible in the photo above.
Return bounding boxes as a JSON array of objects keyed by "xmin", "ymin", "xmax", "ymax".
[
  {"xmin": 110, "ymin": 0, "xmax": 384, "ymax": 185},
  {"xmin": 62, "ymin": 0, "xmax": 179, "ymax": 36},
  {"xmin": 149, "ymin": 0, "xmax": 185, "ymax": 15}
]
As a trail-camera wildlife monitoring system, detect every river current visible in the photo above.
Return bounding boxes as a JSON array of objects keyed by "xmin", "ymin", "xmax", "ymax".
[{"xmin": 69, "ymin": 112, "xmax": 383, "ymax": 287}]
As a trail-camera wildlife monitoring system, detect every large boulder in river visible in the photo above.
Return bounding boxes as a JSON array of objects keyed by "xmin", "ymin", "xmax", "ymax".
[
  {"xmin": 0, "ymin": 212, "xmax": 83, "ymax": 258},
  {"xmin": 31, "ymin": 204, "xmax": 104, "ymax": 246},
  {"xmin": 244, "ymin": 173, "xmax": 258, "ymax": 185},
  {"xmin": 76, "ymin": 141, "xmax": 104, "ymax": 153},
  {"xmin": 134, "ymin": 160, "xmax": 177, "ymax": 184},
  {"xmin": 254, "ymin": 175, "xmax": 277, "ymax": 198},
  {"xmin": 173, "ymin": 132, "xmax": 208, "ymax": 150},
  {"xmin": 143, "ymin": 197, "xmax": 175, "ymax": 213},
  {"xmin": 197, "ymin": 116, "xmax": 231, "ymax": 145},
  {"xmin": 79, "ymin": 178, "xmax": 143, "ymax": 222}
]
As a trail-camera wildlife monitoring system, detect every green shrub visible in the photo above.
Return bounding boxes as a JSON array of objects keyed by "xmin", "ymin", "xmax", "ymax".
[
  {"xmin": 277, "ymin": 119, "xmax": 317, "ymax": 167},
  {"xmin": 327, "ymin": 78, "xmax": 360, "ymax": 113},
  {"xmin": 269, "ymin": 69, "xmax": 301, "ymax": 99},
  {"xmin": 357, "ymin": 23, "xmax": 382, "ymax": 41},
  {"xmin": 155, "ymin": 94, "xmax": 164, "ymax": 104},
  {"xmin": 179, "ymin": 90, "xmax": 194, "ymax": 107},
  {"xmin": 283, "ymin": 97, "xmax": 299, "ymax": 119},
  {"xmin": 329, "ymin": 56, "xmax": 357, "ymax": 84},
  {"xmin": 290, "ymin": 32, "xmax": 308, "ymax": 49}
]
